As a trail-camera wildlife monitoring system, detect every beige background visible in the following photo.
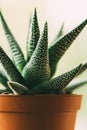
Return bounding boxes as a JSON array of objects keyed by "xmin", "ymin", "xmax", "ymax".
[{"xmin": 0, "ymin": 0, "xmax": 87, "ymax": 130}]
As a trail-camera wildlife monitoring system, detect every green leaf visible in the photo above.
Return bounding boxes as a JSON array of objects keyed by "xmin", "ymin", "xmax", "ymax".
[
  {"xmin": 22, "ymin": 22, "xmax": 50, "ymax": 87},
  {"xmin": 49, "ymin": 19, "xmax": 87, "ymax": 77},
  {"xmin": 0, "ymin": 90, "xmax": 10, "ymax": 94},
  {"xmin": 32, "ymin": 64, "xmax": 82, "ymax": 94},
  {"xmin": 57, "ymin": 22, "xmax": 64, "ymax": 38},
  {"xmin": 8, "ymin": 81, "xmax": 30, "ymax": 95},
  {"xmin": 0, "ymin": 69, "xmax": 8, "ymax": 87},
  {"xmin": 61, "ymin": 62, "xmax": 87, "ymax": 94},
  {"xmin": 0, "ymin": 47, "xmax": 28, "ymax": 87},
  {"xmin": 0, "ymin": 11, "xmax": 26, "ymax": 72},
  {"xmin": 62, "ymin": 78, "xmax": 87, "ymax": 94},
  {"xmin": 26, "ymin": 8, "xmax": 40, "ymax": 61},
  {"xmin": 51, "ymin": 22, "xmax": 64, "ymax": 43},
  {"xmin": 0, "ymin": 69, "xmax": 12, "ymax": 92},
  {"xmin": 77, "ymin": 61, "xmax": 87, "ymax": 76}
]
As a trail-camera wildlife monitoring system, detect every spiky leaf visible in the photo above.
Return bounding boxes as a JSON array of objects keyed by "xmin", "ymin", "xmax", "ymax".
[
  {"xmin": 49, "ymin": 19, "xmax": 87, "ymax": 77},
  {"xmin": 0, "ymin": 69, "xmax": 12, "ymax": 92},
  {"xmin": 32, "ymin": 64, "xmax": 82, "ymax": 94},
  {"xmin": 62, "ymin": 78, "xmax": 87, "ymax": 94},
  {"xmin": 22, "ymin": 22, "xmax": 50, "ymax": 87},
  {"xmin": 51, "ymin": 23, "xmax": 64, "ymax": 43},
  {"xmin": 77, "ymin": 62, "xmax": 87, "ymax": 75},
  {"xmin": 8, "ymin": 81, "xmax": 30, "ymax": 95},
  {"xmin": 57, "ymin": 23, "xmax": 64, "ymax": 38},
  {"xmin": 0, "ymin": 11, "xmax": 26, "ymax": 72},
  {"xmin": 26, "ymin": 8, "xmax": 40, "ymax": 61},
  {"xmin": 61, "ymin": 61, "xmax": 87, "ymax": 94},
  {"xmin": 0, "ymin": 69, "xmax": 8, "ymax": 87},
  {"xmin": 0, "ymin": 47, "xmax": 28, "ymax": 87}
]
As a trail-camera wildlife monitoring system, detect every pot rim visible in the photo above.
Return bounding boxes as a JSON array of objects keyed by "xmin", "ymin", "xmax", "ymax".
[
  {"xmin": 0, "ymin": 94, "xmax": 82, "ymax": 112},
  {"xmin": 0, "ymin": 93, "xmax": 82, "ymax": 97}
]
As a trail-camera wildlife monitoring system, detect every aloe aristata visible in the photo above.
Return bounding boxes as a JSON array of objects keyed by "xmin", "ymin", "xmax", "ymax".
[{"xmin": 0, "ymin": 9, "xmax": 87, "ymax": 95}]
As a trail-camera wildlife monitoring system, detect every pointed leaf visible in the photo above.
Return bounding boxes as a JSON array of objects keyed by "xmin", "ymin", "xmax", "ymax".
[
  {"xmin": 49, "ymin": 19, "xmax": 87, "ymax": 77},
  {"xmin": 0, "ymin": 47, "xmax": 28, "ymax": 87},
  {"xmin": 32, "ymin": 64, "xmax": 82, "ymax": 94},
  {"xmin": 26, "ymin": 8, "xmax": 40, "ymax": 61},
  {"xmin": 51, "ymin": 22, "xmax": 64, "ymax": 43},
  {"xmin": 8, "ymin": 81, "xmax": 30, "ymax": 95},
  {"xmin": 62, "ymin": 78, "xmax": 87, "ymax": 94},
  {"xmin": 0, "ymin": 11, "xmax": 26, "ymax": 72},
  {"xmin": 0, "ymin": 69, "xmax": 12, "ymax": 92},
  {"xmin": 77, "ymin": 61, "xmax": 87, "ymax": 76},
  {"xmin": 0, "ymin": 69, "xmax": 8, "ymax": 87},
  {"xmin": 22, "ymin": 22, "xmax": 50, "ymax": 87},
  {"xmin": 57, "ymin": 22, "xmax": 64, "ymax": 38}
]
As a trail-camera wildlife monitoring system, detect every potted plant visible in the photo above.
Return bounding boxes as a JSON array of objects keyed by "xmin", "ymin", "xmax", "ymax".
[{"xmin": 0, "ymin": 8, "xmax": 87, "ymax": 130}]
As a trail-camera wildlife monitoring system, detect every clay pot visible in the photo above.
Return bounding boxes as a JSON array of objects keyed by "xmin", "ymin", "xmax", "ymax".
[{"xmin": 0, "ymin": 94, "xmax": 82, "ymax": 130}]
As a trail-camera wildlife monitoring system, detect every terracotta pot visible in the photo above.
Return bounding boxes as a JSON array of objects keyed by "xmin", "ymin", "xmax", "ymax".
[{"xmin": 0, "ymin": 94, "xmax": 82, "ymax": 130}]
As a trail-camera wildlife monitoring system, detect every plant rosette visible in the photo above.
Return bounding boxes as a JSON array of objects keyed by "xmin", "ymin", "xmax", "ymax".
[{"xmin": 0, "ymin": 8, "xmax": 87, "ymax": 130}]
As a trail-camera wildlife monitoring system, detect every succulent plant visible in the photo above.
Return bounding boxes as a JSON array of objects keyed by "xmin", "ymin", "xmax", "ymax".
[{"xmin": 0, "ymin": 8, "xmax": 87, "ymax": 95}]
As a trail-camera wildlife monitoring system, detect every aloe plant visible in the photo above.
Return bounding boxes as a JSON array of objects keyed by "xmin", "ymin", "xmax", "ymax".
[{"xmin": 0, "ymin": 9, "xmax": 87, "ymax": 95}]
